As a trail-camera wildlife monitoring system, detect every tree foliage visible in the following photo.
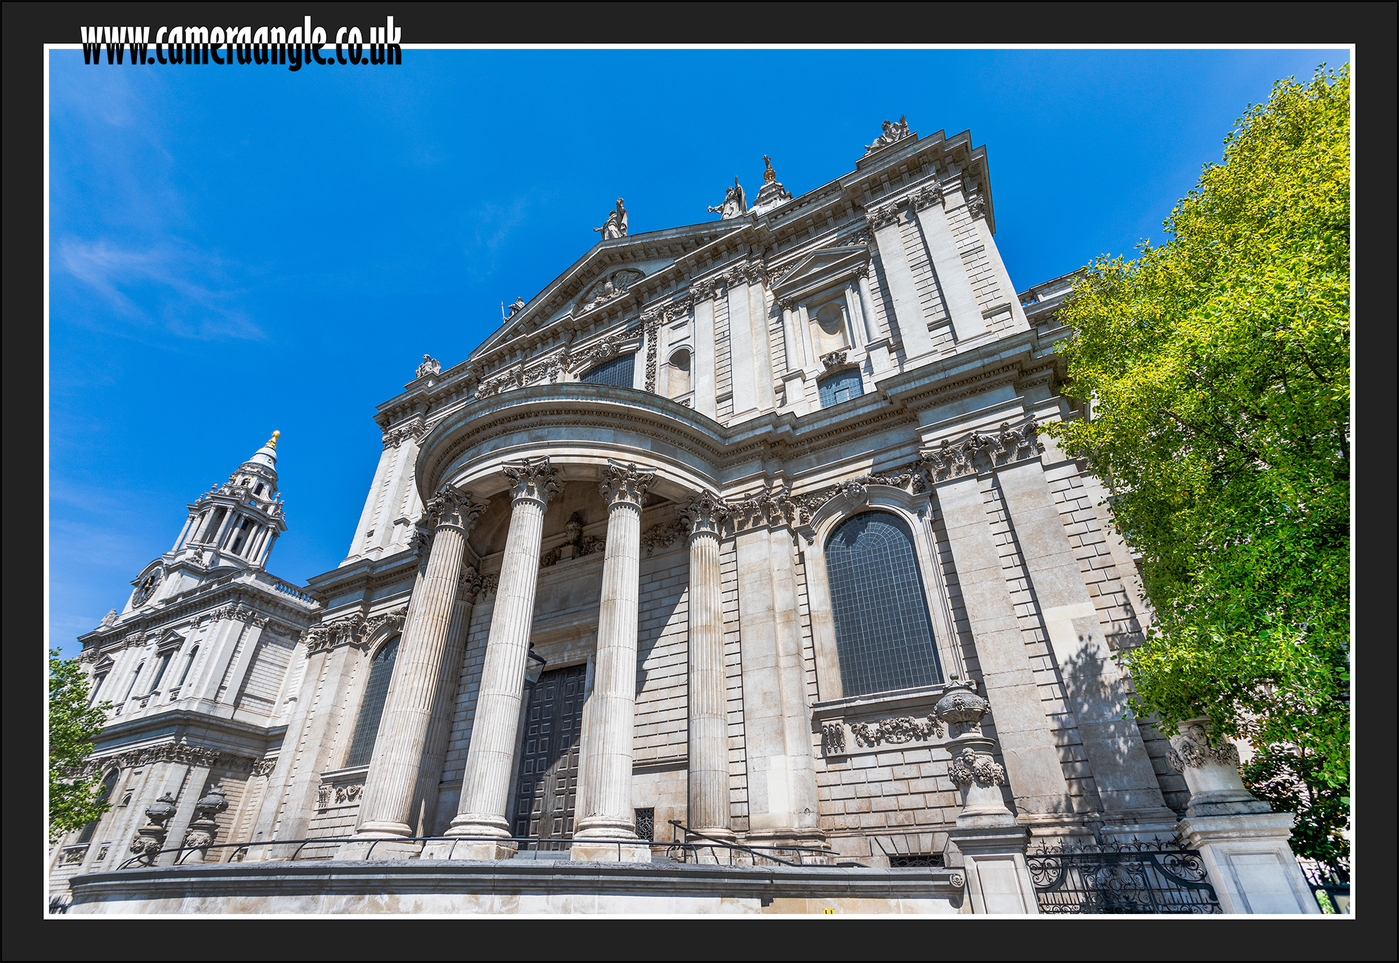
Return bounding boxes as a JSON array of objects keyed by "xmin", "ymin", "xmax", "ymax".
[
  {"xmin": 1045, "ymin": 66, "xmax": 1350, "ymax": 861},
  {"xmin": 49, "ymin": 648, "xmax": 113, "ymax": 842}
]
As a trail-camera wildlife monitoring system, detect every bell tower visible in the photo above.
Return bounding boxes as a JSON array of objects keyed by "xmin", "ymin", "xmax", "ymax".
[{"xmin": 172, "ymin": 430, "xmax": 288, "ymax": 570}]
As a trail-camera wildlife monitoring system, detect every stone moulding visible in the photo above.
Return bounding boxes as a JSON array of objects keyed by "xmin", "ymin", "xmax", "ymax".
[
  {"xmin": 921, "ymin": 414, "xmax": 1040, "ymax": 483},
  {"xmin": 66, "ymin": 859, "xmax": 966, "ymax": 915},
  {"xmin": 811, "ymin": 684, "xmax": 957, "ymax": 759}
]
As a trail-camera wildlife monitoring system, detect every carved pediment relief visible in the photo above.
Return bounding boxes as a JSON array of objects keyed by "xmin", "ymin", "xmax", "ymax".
[
  {"xmin": 574, "ymin": 267, "xmax": 645, "ymax": 315},
  {"xmin": 770, "ymin": 246, "xmax": 870, "ymax": 304}
]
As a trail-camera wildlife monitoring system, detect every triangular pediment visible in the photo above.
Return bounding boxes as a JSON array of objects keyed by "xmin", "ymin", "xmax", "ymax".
[
  {"xmin": 470, "ymin": 220, "xmax": 749, "ymax": 360},
  {"xmin": 770, "ymin": 245, "xmax": 870, "ymax": 303}
]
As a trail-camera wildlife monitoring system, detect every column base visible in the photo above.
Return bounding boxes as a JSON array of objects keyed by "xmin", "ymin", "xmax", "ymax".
[
  {"xmin": 421, "ymin": 837, "xmax": 518, "ymax": 861},
  {"xmin": 568, "ymin": 839, "xmax": 654, "ymax": 863},
  {"xmin": 425, "ymin": 814, "xmax": 517, "ymax": 860},
  {"xmin": 337, "ymin": 837, "xmax": 423, "ymax": 861}
]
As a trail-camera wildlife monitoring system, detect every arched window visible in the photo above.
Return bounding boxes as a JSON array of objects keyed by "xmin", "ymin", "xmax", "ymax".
[
  {"xmin": 824, "ymin": 512, "xmax": 942, "ymax": 697},
  {"xmin": 817, "ymin": 368, "xmax": 863, "ymax": 408},
  {"xmin": 177, "ymin": 645, "xmax": 200, "ymax": 688},
  {"xmin": 123, "ymin": 662, "xmax": 145, "ymax": 702},
  {"xmin": 75, "ymin": 770, "xmax": 120, "ymax": 844},
  {"xmin": 667, "ymin": 348, "xmax": 692, "ymax": 397},
  {"xmin": 579, "ymin": 353, "xmax": 635, "ymax": 388},
  {"xmin": 343, "ymin": 635, "xmax": 400, "ymax": 768}
]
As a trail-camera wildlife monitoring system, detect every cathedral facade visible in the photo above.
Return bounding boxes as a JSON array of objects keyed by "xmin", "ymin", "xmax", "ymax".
[{"xmin": 55, "ymin": 120, "xmax": 1319, "ymax": 915}]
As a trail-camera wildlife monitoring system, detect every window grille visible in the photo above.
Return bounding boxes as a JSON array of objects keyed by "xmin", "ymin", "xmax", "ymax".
[
  {"xmin": 825, "ymin": 512, "xmax": 942, "ymax": 697},
  {"xmin": 889, "ymin": 854, "xmax": 944, "ymax": 867},
  {"xmin": 817, "ymin": 368, "xmax": 863, "ymax": 407},
  {"xmin": 344, "ymin": 635, "xmax": 400, "ymax": 768},
  {"xmin": 634, "ymin": 808, "xmax": 655, "ymax": 842},
  {"xmin": 580, "ymin": 353, "xmax": 634, "ymax": 388}
]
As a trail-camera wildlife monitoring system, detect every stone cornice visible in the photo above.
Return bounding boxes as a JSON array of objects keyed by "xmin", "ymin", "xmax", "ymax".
[{"xmin": 80, "ymin": 572, "xmax": 319, "ymax": 655}]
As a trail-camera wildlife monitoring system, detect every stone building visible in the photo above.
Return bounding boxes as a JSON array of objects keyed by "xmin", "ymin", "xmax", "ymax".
[{"xmin": 56, "ymin": 119, "xmax": 1319, "ymax": 915}]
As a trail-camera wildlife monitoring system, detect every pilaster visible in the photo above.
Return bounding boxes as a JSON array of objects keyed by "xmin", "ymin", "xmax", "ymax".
[
  {"xmin": 910, "ymin": 183, "xmax": 988, "ymax": 343},
  {"xmin": 868, "ymin": 204, "xmax": 935, "ymax": 363},
  {"xmin": 683, "ymin": 493, "xmax": 732, "ymax": 842}
]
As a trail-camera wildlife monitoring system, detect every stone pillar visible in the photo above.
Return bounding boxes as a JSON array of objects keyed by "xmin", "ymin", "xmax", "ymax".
[
  {"xmin": 683, "ymin": 493, "xmax": 732, "ymax": 843},
  {"xmin": 343, "ymin": 485, "xmax": 485, "ymax": 857},
  {"xmin": 735, "ymin": 501, "xmax": 826, "ymax": 854},
  {"xmin": 937, "ymin": 682, "xmax": 1040, "ymax": 915},
  {"xmin": 929, "ymin": 462, "xmax": 1077, "ymax": 825},
  {"xmin": 992, "ymin": 430, "xmax": 1176, "ymax": 834},
  {"xmin": 409, "ymin": 565, "xmax": 485, "ymax": 837},
  {"xmin": 1170, "ymin": 719, "xmax": 1320, "ymax": 914},
  {"xmin": 430, "ymin": 457, "xmax": 558, "ymax": 860},
  {"xmin": 909, "ymin": 184, "xmax": 988, "ymax": 343},
  {"xmin": 854, "ymin": 264, "xmax": 894, "ymax": 376},
  {"xmin": 572, "ymin": 461, "xmax": 655, "ymax": 862},
  {"xmin": 868, "ymin": 204, "xmax": 936, "ymax": 362},
  {"xmin": 779, "ymin": 299, "xmax": 810, "ymax": 416},
  {"xmin": 692, "ymin": 281, "xmax": 718, "ymax": 419}
]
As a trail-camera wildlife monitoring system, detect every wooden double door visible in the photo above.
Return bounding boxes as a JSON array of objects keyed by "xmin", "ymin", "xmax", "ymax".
[{"xmin": 511, "ymin": 663, "xmax": 586, "ymax": 847}]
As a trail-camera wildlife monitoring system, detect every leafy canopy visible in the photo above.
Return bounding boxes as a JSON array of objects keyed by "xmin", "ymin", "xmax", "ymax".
[
  {"xmin": 49, "ymin": 648, "xmax": 113, "ymax": 841},
  {"xmin": 1045, "ymin": 65, "xmax": 1350, "ymax": 858}
]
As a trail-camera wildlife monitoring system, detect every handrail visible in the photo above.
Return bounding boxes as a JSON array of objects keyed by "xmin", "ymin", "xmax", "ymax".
[
  {"xmin": 114, "ymin": 833, "xmax": 660, "ymax": 871},
  {"xmin": 666, "ymin": 820, "xmax": 838, "ymax": 868}
]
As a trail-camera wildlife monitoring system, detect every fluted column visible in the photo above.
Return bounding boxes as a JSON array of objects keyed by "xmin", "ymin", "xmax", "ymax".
[
  {"xmin": 572, "ymin": 461, "xmax": 655, "ymax": 862},
  {"xmin": 683, "ymin": 493, "xmax": 732, "ymax": 841},
  {"xmin": 430, "ymin": 458, "xmax": 558, "ymax": 860},
  {"xmin": 349, "ymin": 485, "xmax": 484, "ymax": 852}
]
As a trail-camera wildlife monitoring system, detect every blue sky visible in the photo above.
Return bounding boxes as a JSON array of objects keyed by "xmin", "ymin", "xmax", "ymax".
[{"xmin": 47, "ymin": 45, "xmax": 1350, "ymax": 657}]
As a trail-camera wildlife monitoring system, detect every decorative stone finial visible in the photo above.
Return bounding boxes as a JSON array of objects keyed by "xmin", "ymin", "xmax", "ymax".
[{"xmin": 752, "ymin": 156, "xmax": 794, "ymax": 215}]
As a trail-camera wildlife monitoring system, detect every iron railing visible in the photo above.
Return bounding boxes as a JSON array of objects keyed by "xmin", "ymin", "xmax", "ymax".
[
  {"xmin": 665, "ymin": 821, "xmax": 860, "ymax": 867},
  {"xmin": 115, "ymin": 833, "xmax": 668, "ymax": 870},
  {"xmin": 1026, "ymin": 836, "xmax": 1221, "ymax": 914},
  {"xmin": 1299, "ymin": 858, "xmax": 1350, "ymax": 914}
]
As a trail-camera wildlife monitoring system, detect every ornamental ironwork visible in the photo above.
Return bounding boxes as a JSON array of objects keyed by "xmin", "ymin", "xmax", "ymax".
[{"xmin": 1025, "ymin": 836, "xmax": 1222, "ymax": 914}]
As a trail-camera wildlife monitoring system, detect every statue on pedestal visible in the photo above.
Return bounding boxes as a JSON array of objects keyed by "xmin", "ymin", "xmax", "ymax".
[{"xmin": 593, "ymin": 198, "xmax": 628, "ymax": 239}]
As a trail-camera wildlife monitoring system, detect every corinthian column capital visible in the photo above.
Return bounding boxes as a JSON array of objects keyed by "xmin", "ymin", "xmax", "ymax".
[
  {"xmin": 682, "ymin": 492, "xmax": 729, "ymax": 540},
  {"xmin": 599, "ymin": 460, "xmax": 655, "ymax": 509},
  {"xmin": 424, "ymin": 484, "xmax": 487, "ymax": 533},
  {"xmin": 502, "ymin": 456, "xmax": 560, "ymax": 506}
]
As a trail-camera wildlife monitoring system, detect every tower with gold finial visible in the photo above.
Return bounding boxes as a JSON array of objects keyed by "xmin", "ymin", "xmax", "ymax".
[{"xmin": 162, "ymin": 430, "xmax": 290, "ymax": 580}]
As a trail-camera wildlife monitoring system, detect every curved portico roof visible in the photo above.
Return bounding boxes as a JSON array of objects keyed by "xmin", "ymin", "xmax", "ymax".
[{"xmin": 415, "ymin": 382, "xmax": 729, "ymax": 503}]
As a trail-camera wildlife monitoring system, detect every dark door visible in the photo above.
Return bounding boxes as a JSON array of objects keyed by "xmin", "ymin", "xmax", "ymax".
[{"xmin": 512, "ymin": 663, "xmax": 586, "ymax": 848}]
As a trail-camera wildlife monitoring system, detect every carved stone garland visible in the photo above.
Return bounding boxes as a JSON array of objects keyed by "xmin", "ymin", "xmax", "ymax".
[{"xmin": 920, "ymin": 416, "xmax": 1040, "ymax": 483}]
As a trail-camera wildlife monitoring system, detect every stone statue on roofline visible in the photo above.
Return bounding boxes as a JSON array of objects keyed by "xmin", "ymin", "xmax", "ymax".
[
  {"xmin": 708, "ymin": 177, "xmax": 747, "ymax": 219},
  {"xmin": 864, "ymin": 115, "xmax": 913, "ymax": 155},
  {"xmin": 593, "ymin": 197, "xmax": 628, "ymax": 239}
]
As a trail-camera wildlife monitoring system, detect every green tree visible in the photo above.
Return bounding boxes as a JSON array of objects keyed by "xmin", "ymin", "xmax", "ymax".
[
  {"xmin": 1045, "ymin": 65, "xmax": 1350, "ymax": 863},
  {"xmin": 49, "ymin": 648, "xmax": 113, "ymax": 841}
]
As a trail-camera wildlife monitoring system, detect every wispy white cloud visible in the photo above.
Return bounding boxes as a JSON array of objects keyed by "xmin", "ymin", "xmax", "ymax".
[{"xmin": 57, "ymin": 237, "xmax": 266, "ymax": 341}]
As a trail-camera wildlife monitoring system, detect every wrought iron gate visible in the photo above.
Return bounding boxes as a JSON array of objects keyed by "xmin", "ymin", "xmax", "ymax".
[{"xmin": 1026, "ymin": 836, "xmax": 1222, "ymax": 914}]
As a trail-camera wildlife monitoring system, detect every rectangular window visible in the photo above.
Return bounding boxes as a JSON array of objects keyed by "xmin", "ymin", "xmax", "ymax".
[
  {"xmin": 634, "ymin": 807, "xmax": 655, "ymax": 842},
  {"xmin": 579, "ymin": 353, "xmax": 635, "ymax": 388},
  {"xmin": 818, "ymin": 368, "xmax": 864, "ymax": 408}
]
